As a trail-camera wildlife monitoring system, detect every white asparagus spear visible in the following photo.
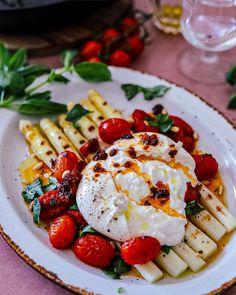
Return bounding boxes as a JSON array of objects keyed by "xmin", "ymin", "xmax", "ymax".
[
  {"xmin": 88, "ymin": 90, "xmax": 122, "ymax": 118},
  {"xmin": 19, "ymin": 120, "xmax": 57, "ymax": 169},
  {"xmin": 185, "ymin": 222, "xmax": 217, "ymax": 260},
  {"xmin": 189, "ymin": 209, "xmax": 227, "ymax": 242},
  {"xmin": 80, "ymin": 98, "xmax": 105, "ymax": 126},
  {"xmin": 199, "ymin": 184, "xmax": 236, "ymax": 232},
  {"xmin": 40, "ymin": 118, "xmax": 81, "ymax": 159},
  {"xmin": 155, "ymin": 249, "xmax": 188, "ymax": 277},
  {"xmin": 172, "ymin": 242, "xmax": 206, "ymax": 272}
]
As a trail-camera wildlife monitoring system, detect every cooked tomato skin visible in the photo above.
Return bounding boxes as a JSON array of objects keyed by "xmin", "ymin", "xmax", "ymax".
[
  {"xmin": 99, "ymin": 118, "xmax": 131, "ymax": 144},
  {"xmin": 65, "ymin": 210, "xmax": 87, "ymax": 229},
  {"xmin": 74, "ymin": 234, "xmax": 115, "ymax": 268},
  {"xmin": 121, "ymin": 236, "xmax": 161, "ymax": 265},
  {"xmin": 192, "ymin": 154, "xmax": 218, "ymax": 181},
  {"xmin": 80, "ymin": 41, "xmax": 102, "ymax": 60},
  {"xmin": 54, "ymin": 151, "xmax": 79, "ymax": 182},
  {"xmin": 108, "ymin": 50, "xmax": 131, "ymax": 67},
  {"xmin": 49, "ymin": 215, "xmax": 76, "ymax": 249},
  {"xmin": 132, "ymin": 109, "xmax": 158, "ymax": 133},
  {"xmin": 79, "ymin": 138, "xmax": 99, "ymax": 157},
  {"xmin": 170, "ymin": 116, "xmax": 194, "ymax": 136},
  {"xmin": 185, "ymin": 182, "xmax": 201, "ymax": 203}
]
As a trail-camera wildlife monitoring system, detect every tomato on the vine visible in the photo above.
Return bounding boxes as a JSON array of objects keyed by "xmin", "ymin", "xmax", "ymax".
[
  {"xmin": 192, "ymin": 154, "xmax": 218, "ymax": 181},
  {"xmin": 88, "ymin": 56, "xmax": 101, "ymax": 63},
  {"xmin": 128, "ymin": 35, "xmax": 144, "ymax": 57},
  {"xmin": 109, "ymin": 49, "xmax": 131, "ymax": 67},
  {"xmin": 102, "ymin": 27, "xmax": 121, "ymax": 45},
  {"xmin": 74, "ymin": 234, "xmax": 115, "ymax": 268},
  {"xmin": 80, "ymin": 41, "xmax": 102, "ymax": 60},
  {"xmin": 99, "ymin": 118, "xmax": 131, "ymax": 144},
  {"xmin": 54, "ymin": 151, "xmax": 79, "ymax": 182},
  {"xmin": 121, "ymin": 236, "xmax": 161, "ymax": 265},
  {"xmin": 121, "ymin": 17, "xmax": 139, "ymax": 35}
]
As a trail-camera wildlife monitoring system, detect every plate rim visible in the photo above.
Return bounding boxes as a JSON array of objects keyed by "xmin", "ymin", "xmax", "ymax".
[{"xmin": 0, "ymin": 66, "xmax": 236, "ymax": 295}]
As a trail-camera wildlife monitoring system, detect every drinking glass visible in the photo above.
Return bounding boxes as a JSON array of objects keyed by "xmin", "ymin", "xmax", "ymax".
[
  {"xmin": 179, "ymin": 0, "xmax": 236, "ymax": 84},
  {"xmin": 148, "ymin": 0, "xmax": 182, "ymax": 34}
]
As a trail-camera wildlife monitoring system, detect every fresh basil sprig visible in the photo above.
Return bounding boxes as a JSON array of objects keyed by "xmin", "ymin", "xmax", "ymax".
[
  {"xmin": 33, "ymin": 198, "xmax": 41, "ymax": 225},
  {"xmin": 161, "ymin": 245, "xmax": 171, "ymax": 255},
  {"xmin": 22, "ymin": 179, "xmax": 44, "ymax": 203},
  {"xmin": 66, "ymin": 103, "xmax": 91, "ymax": 127},
  {"xmin": 145, "ymin": 113, "xmax": 173, "ymax": 133},
  {"xmin": 69, "ymin": 203, "xmax": 79, "ymax": 210},
  {"xmin": 102, "ymin": 256, "xmax": 131, "ymax": 280},
  {"xmin": 121, "ymin": 83, "xmax": 170, "ymax": 100},
  {"xmin": 185, "ymin": 201, "xmax": 204, "ymax": 216},
  {"xmin": 79, "ymin": 225, "xmax": 99, "ymax": 237}
]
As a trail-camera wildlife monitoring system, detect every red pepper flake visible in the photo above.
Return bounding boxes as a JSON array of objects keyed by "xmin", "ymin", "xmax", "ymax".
[
  {"xmin": 93, "ymin": 163, "xmax": 106, "ymax": 173},
  {"xmin": 109, "ymin": 149, "xmax": 118, "ymax": 157},
  {"xmin": 93, "ymin": 150, "xmax": 108, "ymax": 161},
  {"xmin": 169, "ymin": 149, "xmax": 178, "ymax": 158},
  {"xmin": 113, "ymin": 163, "xmax": 120, "ymax": 168},
  {"xmin": 141, "ymin": 133, "xmax": 159, "ymax": 146},
  {"xmin": 124, "ymin": 161, "xmax": 132, "ymax": 168},
  {"xmin": 128, "ymin": 147, "xmax": 136, "ymax": 158}
]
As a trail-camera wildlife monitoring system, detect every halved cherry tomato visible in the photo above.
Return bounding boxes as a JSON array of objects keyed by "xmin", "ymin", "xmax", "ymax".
[
  {"xmin": 65, "ymin": 209, "xmax": 87, "ymax": 229},
  {"xmin": 79, "ymin": 138, "xmax": 99, "ymax": 157},
  {"xmin": 192, "ymin": 154, "xmax": 218, "ymax": 181},
  {"xmin": 102, "ymin": 27, "xmax": 121, "ymax": 45},
  {"xmin": 132, "ymin": 109, "xmax": 158, "ymax": 133},
  {"xmin": 121, "ymin": 236, "xmax": 161, "ymax": 265},
  {"xmin": 170, "ymin": 116, "xmax": 194, "ymax": 136},
  {"xmin": 185, "ymin": 182, "xmax": 201, "ymax": 203},
  {"xmin": 121, "ymin": 17, "xmax": 139, "ymax": 35},
  {"xmin": 49, "ymin": 215, "xmax": 76, "ymax": 249},
  {"xmin": 54, "ymin": 151, "xmax": 79, "ymax": 182},
  {"xmin": 74, "ymin": 234, "xmax": 115, "ymax": 268},
  {"xmin": 80, "ymin": 41, "xmax": 102, "ymax": 61},
  {"xmin": 109, "ymin": 49, "xmax": 131, "ymax": 67},
  {"xmin": 99, "ymin": 118, "xmax": 131, "ymax": 144},
  {"xmin": 128, "ymin": 35, "xmax": 144, "ymax": 57},
  {"xmin": 88, "ymin": 56, "xmax": 101, "ymax": 63}
]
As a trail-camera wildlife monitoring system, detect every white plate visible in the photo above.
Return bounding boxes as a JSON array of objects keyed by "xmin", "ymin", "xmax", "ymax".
[{"xmin": 0, "ymin": 67, "xmax": 236, "ymax": 295}]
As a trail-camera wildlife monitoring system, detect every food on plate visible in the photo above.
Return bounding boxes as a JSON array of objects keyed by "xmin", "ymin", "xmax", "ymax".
[{"xmin": 18, "ymin": 89, "xmax": 236, "ymax": 283}]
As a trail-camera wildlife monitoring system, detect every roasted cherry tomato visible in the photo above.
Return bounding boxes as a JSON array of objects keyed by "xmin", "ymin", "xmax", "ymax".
[
  {"xmin": 132, "ymin": 109, "xmax": 158, "ymax": 133},
  {"xmin": 58, "ymin": 168, "xmax": 82, "ymax": 197},
  {"xmin": 121, "ymin": 17, "xmax": 139, "ymax": 35},
  {"xmin": 79, "ymin": 138, "xmax": 99, "ymax": 157},
  {"xmin": 170, "ymin": 116, "xmax": 194, "ymax": 137},
  {"xmin": 74, "ymin": 234, "xmax": 115, "ymax": 268},
  {"xmin": 38, "ymin": 189, "xmax": 72, "ymax": 221},
  {"xmin": 80, "ymin": 41, "xmax": 102, "ymax": 60},
  {"xmin": 192, "ymin": 154, "xmax": 218, "ymax": 181},
  {"xmin": 185, "ymin": 182, "xmax": 201, "ymax": 203},
  {"xmin": 99, "ymin": 118, "xmax": 131, "ymax": 144},
  {"xmin": 128, "ymin": 35, "xmax": 144, "ymax": 57},
  {"xmin": 109, "ymin": 49, "xmax": 131, "ymax": 67},
  {"xmin": 88, "ymin": 56, "xmax": 101, "ymax": 63},
  {"xmin": 49, "ymin": 215, "xmax": 76, "ymax": 249},
  {"xmin": 66, "ymin": 209, "xmax": 87, "ymax": 229},
  {"xmin": 54, "ymin": 151, "xmax": 79, "ymax": 182},
  {"xmin": 102, "ymin": 27, "xmax": 121, "ymax": 45},
  {"xmin": 121, "ymin": 236, "xmax": 161, "ymax": 265}
]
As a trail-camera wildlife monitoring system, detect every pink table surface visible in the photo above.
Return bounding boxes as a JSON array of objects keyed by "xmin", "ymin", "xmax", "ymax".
[{"xmin": 1, "ymin": 0, "xmax": 236, "ymax": 294}]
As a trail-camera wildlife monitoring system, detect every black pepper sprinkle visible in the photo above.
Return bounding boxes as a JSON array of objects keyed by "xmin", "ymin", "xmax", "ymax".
[
  {"xmin": 107, "ymin": 229, "xmax": 110, "ymax": 232},
  {"xmin": 120, "ymin": 134, "xmax": 134, "ymax": 140}
]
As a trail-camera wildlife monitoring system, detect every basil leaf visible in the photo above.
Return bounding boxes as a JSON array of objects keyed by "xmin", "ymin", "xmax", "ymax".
[
  {"xmin": 228, "ymin": 92, "xmax": 236, "ymax": 109},
  {"xmin": 43, "ymin": 177, "xmax": 58, "ymax": 192},
  {"xmin": 0, "ymin": 71, "xmax": 10, "ymax": 89},
  {"xmin": 22, "ymin": 179, "xmax": 43, "ymax": 203},
  {"xmin": 0, "ymin": 43, "xmax": 10, "ymax": 69},
  {"xmin": 66, "ymin": 104, "xmax": 91, "ymax": 124},
  {"xmin": 117, "ymin": 287, "xmax": 124, "ymax": 294},
  {"xmin": 33, "ymin": 198, "xmax": 41, "ymax": 225},
  {"xmin": 9, "ymin": 72, "xmax": 25, "ymax": 96},
  {"xmin": 80, "ymin": 225, "xmax": 98, "ymax": 237},
  {"xmin": 17, "ymin": 64, "xmax": 50, "ymax": 77},
  {"xmin": 47, "ymin": 70, "xmax": 70, "ymax": 84},
  {"xmin": 26, "ymin": 91, "xmax": 51, "ymax": 101},
  {"xmin": 185, "ymin": 201, "xmax": 204, "ymax": 216},
  {"xmin": 226, "ymin": 65, "xmax": 236, "ymax": 86},
  {"xmin": 75, "ymin": 62, "xmax": 112, "ymax": 82},
  {"xmin": 61, "ymin": 49, "xmax": 78, "ymax": 68},
  {"xmin": 121, "ymin": 84, "xmax": 140, "ymax": 100},
  {"xmin": 102, "ymin": 256, "xmax": 131, "ymax": 280},
  {"xmin": 69, "ymin": 203, "xmax": 79, "ymax": 210},
  {"xmin": 24, "ymin": 75, "xmax": 36, "ymax": 88},
  {"xmin": 146, "ymin": 113, "xmax": 173, "ymax": 133},
  {"xmin": 9, "ymin": 48, "xmax": 27, "ymax": 71},
  {"xmin": 161, "ymin": 245, "xmax": 171, "ymax": 254}
]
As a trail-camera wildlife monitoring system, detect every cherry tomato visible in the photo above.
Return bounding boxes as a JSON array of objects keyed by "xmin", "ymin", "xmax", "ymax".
[
  {"xmin": 192, "ymin": 154, "xmax": 218, "ymax": 181},
  {"xmin": 80, "ymin": 41, "xmax": 102, "ymax": 61},
  {"xmin": 66, "ymin": 210, "xmax": 87, "ymax": 229},
  {"xmin": 38, "ymin": 190, "xmax": 72, "ymax": 221},
  {"xmin": 170, "ymin": 116, "xmax": 194, "ymax": 137},
  {"xmin": 99, "ymin": 118, "xmax": 131, "ymax": 144},
  {"xmin": 79, "ymin": 138, "xmax": 99, "ymax": 157},
  {"xmin": 121, "ymin": 17, "xmax": 139, "ymax": 35},
  {"xmin": 167, "ymin": 128, "xmax": 194, "ymax": 153},
  {"xmin": 58, "ymin": 168, "xmax": 82, "ymax": 197},
  {"xmin": 54, "ymin": 151, "xmax": 79, "ymax": 182},
  {"xmin": 102, "ymin": 27, "xmax": 121, "ymax": 45},
  {"xmin": 121, "ymin": 236, "xmax": 161, "ymax": 265},
  {"xmin": 88, "ymin": 56, "xmax": 101, "ymax": 63},
  {"xmin": 128, "ymin": 35, "xmax": 144, "ymax": 57},
  {"xmin": 109, "ymin": 49, "xmax": 131, "ymax": 67},
  {"xmin": 132, "ymin": 109, "xmax": 158, "ymax": 133},
  {"xmin": 185, "ymin": 182, "xmax": 201, "ymax": 203},
  {"xmin": 74, "ymin": 234, "xmax": 115, "ymax": 268},
  {"xmin": 49, "ymin": 215, "xmax": 76, "ymax": 249}
]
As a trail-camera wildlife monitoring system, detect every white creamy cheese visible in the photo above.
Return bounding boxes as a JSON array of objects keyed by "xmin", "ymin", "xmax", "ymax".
[{"xmin": 76, "ymin": 133, "xmax": 197, "ymax": 246}]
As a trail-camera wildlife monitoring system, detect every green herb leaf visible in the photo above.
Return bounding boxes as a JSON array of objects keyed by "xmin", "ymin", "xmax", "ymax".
[
  {"xmin": 102, "ymin": 256, "xmax": 131, "ymax": 280},
  {"xmin": 75, "ymin": 62, "xmax": 112, "ymax": 83},
  {"xmin": 0, "ymin": 43, "xmax": 10, "ymax": 69},
  {"xmin": 47, "ymin": 70, "xmax": 70, "ymax": 84},
  {"xmin": 9, "ymin": 48, "xmax": 27, "ymax": 71},
  {"xmin": 226, "ymin": 65, "xmax": 236, "ymax": 86},
  {"xmin": 17, "ymin": 64, "xmax": 50, "ymax": 77},
  {"xmin": 0, "ymin": 71, "xmax": 10, "ymax": 89},
  {"xmin": 228, "ymin": 92, "xmax": 236, "ymax": 109},
  {"xmin": 69, "ymin": 203, "xmax": 79, "ymax": 210},
  {"xmin": 66, "ymin": 103, "xmax": 91, "ymax": 125},
  {"xmin": 26, "ymin": 91, "xmax": 51, "ymax": 101},
  {"xmin": 43, "ymin": 177, "xmax": 58, "ymax": 192},
  {"xmin": 22, "ymin": 179, "xmax": 43, "ymax": 203},
  {"xmin": 185, "ymin": 201, "xmax": 204, "ymax": 216},
  {"xmin": 161, "ymin": 245, "xmax": 171, "ymax": 254},
  {"xmin": 146, "ymin": 113, "xmax": 173, "ymax": 133},
  {"xmin": 61, "ymin": 49, "xmax": 78, "ymax": 68},
  {"xmin": 24, "ymin": 75, "xmax": 36, "ymax": 88},
  {"xmin": 9, "ymin": 72, "xmax": 25, "ymax": 95},
  {"xmin": 117, "ymin": 287, "xmax": 124, "ymax": 294},
  {"xmin": 33, "ymin": 198, "xmax": 41, "ymax": 225},
  {"xmin": 121, "ymin": 83, "xmax": 170, "ymax": 101},
  {"xmin": 79, "ymin": 225, "xmax": 98, "ymax": 237}
]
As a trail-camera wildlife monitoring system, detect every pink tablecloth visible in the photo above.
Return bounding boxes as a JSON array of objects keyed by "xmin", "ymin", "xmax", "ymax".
[{"xmin": 1, "ymin": 0, "xmax": 236, "ymax": 294}]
